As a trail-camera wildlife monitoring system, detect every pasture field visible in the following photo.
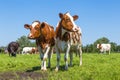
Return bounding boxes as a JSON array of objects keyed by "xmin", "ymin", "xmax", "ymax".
[{"xmin": 0, "ymin": 53, "xmax": 120, "ymax": 80}]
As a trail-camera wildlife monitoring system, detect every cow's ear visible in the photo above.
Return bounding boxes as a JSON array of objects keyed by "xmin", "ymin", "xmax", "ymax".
[
  {"xmin": 59, "ymin": 13, "xmax": 63, "ymax": 19},
  {"xmin": 24, "ymin": 24, "xmax": 30, "ymax": 29},
  {"xmin": 73, "ymin": 15, "xmax": 79, "ymax": 21},
  {"xmin": 41, "ymin": 22, "xmax": 45, "ymax": 28}
]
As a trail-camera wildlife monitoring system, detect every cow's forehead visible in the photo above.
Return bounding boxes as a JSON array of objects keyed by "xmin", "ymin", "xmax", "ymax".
[
  {"xmin": 66, "ymin": 12, "xmax": 73, "ymax": 20},
  {"xmin": 66, "ymin": 12, "xmax": 76, "ymax": 27},
  {"xmin": 32, "ymin": 21, "xmax": 39, "ymax": 28}
]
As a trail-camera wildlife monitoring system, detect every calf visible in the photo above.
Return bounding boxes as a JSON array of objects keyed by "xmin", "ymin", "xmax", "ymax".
[
  {"xmin": 24, "ymin": 21, "xmax": 55, "ymax": 71},
  {"xmin": 97, "ymin": 43, "xmax": 111, "ymax": 54},
  {"xmin": 55, "ymin": 12, "xmax": 82, "ymax": 71},
  {"xmin": 7, "ymin": 42, "xmax": 19, "ymax": 57}
]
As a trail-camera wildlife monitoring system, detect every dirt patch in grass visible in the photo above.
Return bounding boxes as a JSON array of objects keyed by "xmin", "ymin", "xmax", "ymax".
[{"xmin": 0, "ymin": 71, "xmax": 48, "ymax": 80}]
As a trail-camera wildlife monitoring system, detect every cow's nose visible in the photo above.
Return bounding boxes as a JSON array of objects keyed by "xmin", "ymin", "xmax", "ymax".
[
  {"xmin": 73, "ymin": 27, "xmax": 79, "ymax": 31},
  {"xmin": 28, "ymin": 34, "xmax": 33, "ymax": 38}
]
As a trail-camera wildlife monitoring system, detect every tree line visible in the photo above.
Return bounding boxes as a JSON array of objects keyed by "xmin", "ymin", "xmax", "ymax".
[
  {"xmin": 0, "ymin": 36, "xmax": 120, "ymax": 53},
  {"xmin": 82, "ymin": 37, "xmax": 120, "ymax": 53}
]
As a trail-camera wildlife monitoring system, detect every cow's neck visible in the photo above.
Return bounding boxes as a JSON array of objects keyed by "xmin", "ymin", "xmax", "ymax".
[
  {"xmin": 36, "ymin": 35, "xmax": 46, "ymax": 49},
  {"xmin": 57, "ymin": 23, "xmax": 70, "ymax": 41}
]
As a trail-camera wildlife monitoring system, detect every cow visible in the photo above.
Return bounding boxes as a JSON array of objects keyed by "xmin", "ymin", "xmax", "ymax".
[
  {"xmin": 55, "ymin": 12, "xmax": 82, "ymax": 71},
  {"xmin": 97, "ymin": 43, "xmax": 111, "ymax": 54},
  {"xmin": 7, "ymin": 42, "xmax": 20, "ymax": 57},
  {"xmin": 24, "ymin": 21, "xmax": 55, "ymax": 71},
  {"xmin": 30, "ymin": 47, "xmax": 38, "ymax": 54},
  {"xmin": 22, "ymin": 47, "xmax": 36, "ymax": 54}
]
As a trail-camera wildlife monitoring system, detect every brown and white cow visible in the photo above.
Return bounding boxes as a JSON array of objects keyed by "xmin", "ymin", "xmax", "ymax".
[
  {"xmin": 22, "ymin": 47, "xmax": 37, "ymax": 54},
  {"xmin": 97, "ymin": 43, "xmax": 111, "ymax": 54},
  {"xmin": 55, "ymin": 12, "xmax": 82, "ymax": 71},
  {"xmin": 24, "ymin": 21, "xmax": 55, "ymax": 71}
]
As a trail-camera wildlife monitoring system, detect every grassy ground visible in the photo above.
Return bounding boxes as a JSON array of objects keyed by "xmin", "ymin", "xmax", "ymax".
[{"xmin": 0, "ymin": 53, "xmax": 120, "ymax": 80}]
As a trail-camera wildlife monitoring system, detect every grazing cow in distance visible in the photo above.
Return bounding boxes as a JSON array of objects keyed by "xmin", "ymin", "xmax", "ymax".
[
  {"xmin": 55, "ymin": 12, "xmax": 82, "ymax": 71},
  {"xmin": 97, "ymin": 43, "xmax": 111, "ymax": 54},
  {"xmin": 24, "ymin": 21, "xmax": 55, "ymax": 71},
  {"xmin": 7, "ymin": 42, "xmax": 20, "ymax": 57},
  {"xmin": 22, "ymin": 47, "xmax": 36, "ymax": 54}
]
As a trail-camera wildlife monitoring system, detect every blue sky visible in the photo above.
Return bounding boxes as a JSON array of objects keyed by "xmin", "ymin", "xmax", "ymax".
[{"xmin": 0, "ymin": 0, "xmax": 120, "ymax": 46}]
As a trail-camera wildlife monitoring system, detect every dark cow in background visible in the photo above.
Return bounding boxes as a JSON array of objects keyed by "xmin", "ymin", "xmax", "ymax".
[
  {"xmin": 24, "ymin": 21, "xmax": 55, "ymax": 71},
  {"xmin": 7, "ymin": 42, "xmax": 19, "ymax": 57}
]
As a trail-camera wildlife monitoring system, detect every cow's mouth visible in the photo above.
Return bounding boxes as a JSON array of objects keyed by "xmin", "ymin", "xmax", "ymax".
[{"xmin": 28, "ymin": 36, "xmax": 36, "ymax": 40}]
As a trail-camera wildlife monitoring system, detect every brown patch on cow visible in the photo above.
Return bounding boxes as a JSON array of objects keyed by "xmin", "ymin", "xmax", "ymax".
[
  {"xmin": 36, "ymin": 22, "xmax": 55, "ymax": 49},
  {"xmin": 24, "ymin": 21, "xmax": 41, "ymax": 39},
  {"xmin": 99, "ymin": 44, "xmax": 102, "ymax": 49},
  {"xmin": 59, "ymin": 13, "xmax": 74, "ymax": 31},
  {"xmin": 62, "ymin": 32, "xmax": 70, "ymax": 42},
  {"xmin": 25, "ymin": 21, "xmax": 55, "ymax": 50},
  {"xmin": 56, "ymin": 12, "xmax": 80, "ymax": 43},
  {"xmin": 56, "ymin": 22, "xmax": 81, "ymax": 44},
  {"xmin": 71, "ymin": 31, "xmax": 81, "ymax": 44}
]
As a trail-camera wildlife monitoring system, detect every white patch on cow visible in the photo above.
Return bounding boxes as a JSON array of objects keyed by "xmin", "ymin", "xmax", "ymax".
[
  {"xmin": 97, "ymin": 44, "xmax": 111, "ymax": 54},
  {"xmin": 56, "ymin": 38, "xmax": 70, "ymax": 51},
  {"xmin": 32, "ymin": 22, "xmax": 39, "ymax": 28},
  {"xmin": 66, "ymin": 12, "xmax": 77, "ymax": 31},
  {"xmin": 29, "ymin": 33, "xmax": 32, "ymax": 37},
  {"xmin": 22, "ymin": 47, "xmax": 35, "ymax": 54}
]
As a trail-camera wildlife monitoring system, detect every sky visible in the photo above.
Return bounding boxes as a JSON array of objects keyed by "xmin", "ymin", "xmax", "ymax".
[{"xmin": 0, "ymin": 0, "xmax": 120, "ymax": 46}]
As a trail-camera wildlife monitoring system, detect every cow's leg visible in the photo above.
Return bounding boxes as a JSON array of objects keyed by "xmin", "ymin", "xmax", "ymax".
[
  {"xmin": 79, "ymin": 46, "xmax": 82, "ymax": 66},
  {"xmin": 64, "ymin": 44, "xmax": 70, "ymax": 70},
  {"xmin": 76, "ymin": 49, "xmax": 78, "ymax": 57},
  {"xmin": 69, "ymin": 51, "xmax": 73, "ymax": 67},
  {"xmin": 48, "ymin": 47, "xmax": 53, "ymax": 68},
  {"xmin": 10, "ymin": 47, "xmax": 14, "ymax": 57},
  {"xmin": 43, "ymin": 46, "xmax": 50, "ymax": 71},
  {"xmin": 109, "ymin": 50, "xmax": 110, "ymax": 55},
  {"xmin": 55, "ymin": 46, "xmax": 60, "ymax": 72},
  {"xmin": 38, "ymin": 46, "xmax": 44, "ymax": 70},
  {"xmin": 9, "ymin": 53, "xmax": 11, "ymax": 56},
  {"xmin": 50, "ymin": 47, "xmax": 54, "ymax": 58},
  {"xmin": 13, "ymin": 52, "xmax": 16, "ymax": 57}
]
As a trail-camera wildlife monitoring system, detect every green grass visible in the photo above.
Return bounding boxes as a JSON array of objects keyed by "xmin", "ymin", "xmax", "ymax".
[{"xmin": 0, "ymin": 53, "xmax": 120, "ymax": 80}]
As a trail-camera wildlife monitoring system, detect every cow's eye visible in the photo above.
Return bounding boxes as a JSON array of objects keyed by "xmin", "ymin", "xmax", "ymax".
[
  {"xmin": 35, "ymin": 27, "xmax": 39, "ymax": 30},
  {"xmin": 66, "ymin": 19, "xmax": 70, "ymax": 22},
  {"xmin": 29, "ymin": 26, "xmax": 32, "ymax": 30}
]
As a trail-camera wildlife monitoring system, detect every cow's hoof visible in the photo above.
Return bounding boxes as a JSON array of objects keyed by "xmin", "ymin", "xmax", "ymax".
[
  {"xmin": 65, "ymin": 66, "xmax": 68, "ymax": 70},
  {"xmin": 41, "ymin": 67, "xmax": 44, "ymax": 71},
  {"xmin": 43, "ymin": 69, "xmax": 47, "ymax": 71},
  {"xmin": 79, "ymin": 63, "xmax": 82, "ymax": 66},
  {"xmin": 55, "ymin": 68, "xmax": 58, "ymax": 72}
]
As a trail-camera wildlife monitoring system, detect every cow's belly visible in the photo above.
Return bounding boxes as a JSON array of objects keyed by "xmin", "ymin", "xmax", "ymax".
[{"xmin": 56, "ymin": 40, "xmax": 68, "ymax": 51}]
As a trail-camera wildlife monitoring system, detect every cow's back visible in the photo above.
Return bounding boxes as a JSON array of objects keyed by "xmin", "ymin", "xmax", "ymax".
[{"xmin": 7, "ymin": 42, "xmax": 19, "ymax": 53}]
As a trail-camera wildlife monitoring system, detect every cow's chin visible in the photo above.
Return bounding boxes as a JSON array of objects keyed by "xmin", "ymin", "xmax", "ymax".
[{"xmin": 28, "ymin": 37, "xmax": 36, "ymax": 40}]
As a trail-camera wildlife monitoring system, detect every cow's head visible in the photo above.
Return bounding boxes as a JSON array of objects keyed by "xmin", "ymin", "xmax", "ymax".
[
  {"xmin": 24, "ymin": 21, "xmax": 41, "ymax": 39},
  {"xmin": 97, "ymin": 44, "xmax": 102, "ymax": 49},
  {"xmin": 59, "ymin": 12, "xmax": 79, "ymax": 32}
]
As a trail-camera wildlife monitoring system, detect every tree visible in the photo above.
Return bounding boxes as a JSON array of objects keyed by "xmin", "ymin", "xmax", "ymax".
[
  {"xmin": 116, "ymin": 45, "xmax": 120, "ymax": 52},
  {"xmin": 94, "ymin": 37, "xmax": 110, "ymax": 45},
  {"xmin": 110, "ymin": 42, "xmax": 117, "ymax": 52},
  {"xmin": 16, "ymin": 35, "xmax": 36, "ymax": 49}
]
